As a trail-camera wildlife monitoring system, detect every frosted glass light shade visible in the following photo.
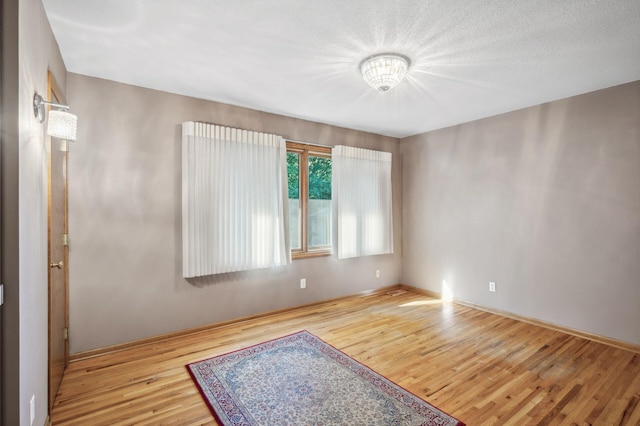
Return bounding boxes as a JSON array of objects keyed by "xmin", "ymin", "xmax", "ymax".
[
  {"xmin": 360, "ymin": 54, "xmax": 410, "ymax": 92},
  {"xmin": 47, "ymin": 110, "xmax": 77, "ymax": 141}
]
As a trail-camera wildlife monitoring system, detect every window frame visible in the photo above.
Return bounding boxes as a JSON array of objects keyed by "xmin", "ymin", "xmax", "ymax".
[{"xmin": 286, "ymin": 141, "xmax": 332, "ymax": 259}]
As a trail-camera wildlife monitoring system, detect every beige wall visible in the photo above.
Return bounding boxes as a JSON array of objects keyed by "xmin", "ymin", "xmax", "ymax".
[
  {"xmin": 66, "ymin": 62, "xmax": 638, "ymax": 355},
  {"xmin": 67, "ymin": 73, "xmax": 402, "ymax": 353},
  {"xmin": 402, "ymin": 81, "xmax": 640, "ymax": 345},
  {"xmin": 1, "ymin": 0, "xmax": 69, "ymax": 424},
  {"xmin": 1, "ymin": 0, "xmax": 20, "ymax": 423}
]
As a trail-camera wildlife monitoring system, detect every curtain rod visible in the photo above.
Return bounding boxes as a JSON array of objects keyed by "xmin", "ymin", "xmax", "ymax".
[
  {"xmin": 191, "ymin": 121, "xmax": 333, "ymax": 149},
  {"xmin": 285, "ymin": 138, "xmax": 333, "ymax": 149}
]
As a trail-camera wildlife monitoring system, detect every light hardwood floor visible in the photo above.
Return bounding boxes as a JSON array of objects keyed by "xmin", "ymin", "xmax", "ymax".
[{"xmin": 51, "ymin": 289, "xmax": 640, "ymax": 425}]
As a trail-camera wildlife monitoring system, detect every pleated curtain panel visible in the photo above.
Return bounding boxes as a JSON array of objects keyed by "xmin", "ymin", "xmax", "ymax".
[
  {"xmin": 182, "ymin": 122, "xmax": 290, "ymax": 278},
  {"xmin": 332, "ymin": 145, "xmax": 393, "ymax": 259}
]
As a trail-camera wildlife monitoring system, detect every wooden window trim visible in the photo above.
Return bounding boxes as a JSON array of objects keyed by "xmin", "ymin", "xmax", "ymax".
[{"xmin": 287, "ymin": 142, "xmax": 332, "ymax": 259}]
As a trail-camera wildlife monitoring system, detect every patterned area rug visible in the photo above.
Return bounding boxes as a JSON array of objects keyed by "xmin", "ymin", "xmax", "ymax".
[{"xmin": 187, "ymin": 330, "xmax": 464, "ymax": 426}]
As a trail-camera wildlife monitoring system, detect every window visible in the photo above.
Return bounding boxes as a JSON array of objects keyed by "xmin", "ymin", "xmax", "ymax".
[{"xmin": 287, "ymin": 142, "xmax": 332, "ymax": 258}]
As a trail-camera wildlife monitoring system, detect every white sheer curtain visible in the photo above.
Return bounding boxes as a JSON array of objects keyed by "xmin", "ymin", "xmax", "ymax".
[
  {"xmin": 332, "ymin": 145, "xmax": 393, "ymax": 259},
  {"xmin": 182, "ymin": 122, "xmax": 290, "ymax": 277}
]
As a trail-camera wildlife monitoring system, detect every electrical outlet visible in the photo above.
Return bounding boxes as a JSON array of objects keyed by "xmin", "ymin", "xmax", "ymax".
[
  {"xmin": 489, "ymin": 281, "xmax": 496, "ymax": 292},
  {"xmin": 300, "ymin": 278, "xmax": 306, "ymax": 289},
  {"xmin": 30, "ymin": 395, "xmax": 35, "ymax": 425},
  {"xmin": 375, "ymin": 269, "xmax": 380, "ymax": 278}
]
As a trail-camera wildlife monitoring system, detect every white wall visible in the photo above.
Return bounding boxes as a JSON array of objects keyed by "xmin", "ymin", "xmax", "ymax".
[{"xmin": 402, "ymin": 81, "xmax": 640, "ymax": 346}]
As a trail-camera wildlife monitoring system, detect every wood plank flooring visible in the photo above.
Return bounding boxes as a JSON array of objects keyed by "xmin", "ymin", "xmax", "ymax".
[{"xmin": 50, "ymin": 289, "xmax": 640, "ymax": 425}]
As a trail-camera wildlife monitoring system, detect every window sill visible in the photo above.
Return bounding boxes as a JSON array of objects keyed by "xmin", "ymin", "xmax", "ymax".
[{"xmin": 292, "ymin": 250, "xmax": 332, "ymax": 260}]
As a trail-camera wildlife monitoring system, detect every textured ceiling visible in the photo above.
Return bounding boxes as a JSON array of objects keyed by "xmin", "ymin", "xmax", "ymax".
[{"xmin": 43, "ymin": 0, "xmax": 640, "ymax": 138}]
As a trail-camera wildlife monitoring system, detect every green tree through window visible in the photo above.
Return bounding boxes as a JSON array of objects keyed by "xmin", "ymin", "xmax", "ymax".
[
  {"xmin": 287, "ymin": 153, "xmax": 300, "ymax": 199},
  {"xmin": 286, "ymin": 142, "xmax": 332, "ymax": 257},
  {"xmin": 308, "ymin": 157, "xmax": 331, "ymax": 200}
]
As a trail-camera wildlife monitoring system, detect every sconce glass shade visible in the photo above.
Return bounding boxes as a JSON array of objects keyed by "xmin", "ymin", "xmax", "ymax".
[
  {"xmin": 47, "ymin": 110, "xmax": 77, "ymax": 141},
  {"xmin": 360, "ymin": 53, "xmax": 410, "ymax": 92}
]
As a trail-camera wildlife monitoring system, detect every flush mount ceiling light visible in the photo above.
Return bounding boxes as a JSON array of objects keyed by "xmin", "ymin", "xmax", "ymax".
[
  {"xmin": 360, "ymin": 53, "xmax": 410, "ymax": 92},
  {"xmin": 33, "ymin": 93, "xmax": 78, "ymax": 141}
]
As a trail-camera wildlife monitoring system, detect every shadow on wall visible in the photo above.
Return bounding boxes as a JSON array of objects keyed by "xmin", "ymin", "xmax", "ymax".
[{"xmin": 185, "ymin": 266, "xmax": 290, "ymax": 287}]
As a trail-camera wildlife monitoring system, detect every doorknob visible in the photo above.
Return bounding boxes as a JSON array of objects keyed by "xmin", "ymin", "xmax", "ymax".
[{"xmin": 50, "ymin": 261, "xmax": 63, "ymax": 269}]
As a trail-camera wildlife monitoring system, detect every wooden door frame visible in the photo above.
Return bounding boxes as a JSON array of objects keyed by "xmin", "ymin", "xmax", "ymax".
[{"xmin": 47, "ymin": 71, "xmax": 69, "ymax": 409}]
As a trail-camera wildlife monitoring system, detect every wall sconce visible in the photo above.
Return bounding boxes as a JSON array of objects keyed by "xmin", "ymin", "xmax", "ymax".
[{"xmin": 33, "ymin": 93, "xmax": 78, "ymax": 141}]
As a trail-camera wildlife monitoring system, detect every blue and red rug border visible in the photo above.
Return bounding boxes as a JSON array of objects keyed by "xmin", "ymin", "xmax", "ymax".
[{"xmin": 186, "ymin": 330, "xmax": 465, "ymax": 426}]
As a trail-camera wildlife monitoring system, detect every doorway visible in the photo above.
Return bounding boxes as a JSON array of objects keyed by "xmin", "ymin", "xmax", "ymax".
[{"xmin": 47, "ymin": 72, "xmax": 69, "ymax": 410}]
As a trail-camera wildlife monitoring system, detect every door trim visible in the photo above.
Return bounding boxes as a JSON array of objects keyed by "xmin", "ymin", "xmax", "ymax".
[{"xmin": 47, "ymin": 71, "xmax": 70, "ymax": 410}]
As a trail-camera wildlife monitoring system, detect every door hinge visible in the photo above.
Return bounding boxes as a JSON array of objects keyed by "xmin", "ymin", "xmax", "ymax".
[
  {"xmin": 60, "ymin": 140, "xmax": 69, "ymax": 152},
  {"xmin": 62, "ymin": 233, "xmax": 69, "ymax": 246},
  {"xmin": 0, "ymin": 284, "xmax": 4, "ymax": 306},
  {"xmin": 63, "ymin": 327, "xmax": 69, "ymax": 340}
]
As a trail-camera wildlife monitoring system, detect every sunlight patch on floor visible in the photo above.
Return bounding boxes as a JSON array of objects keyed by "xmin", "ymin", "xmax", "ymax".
[{"xmin": 399, "ymin": 299, "xmax": 443, "ymax": 307}]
